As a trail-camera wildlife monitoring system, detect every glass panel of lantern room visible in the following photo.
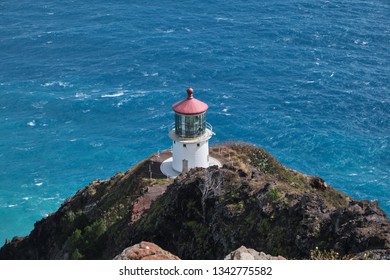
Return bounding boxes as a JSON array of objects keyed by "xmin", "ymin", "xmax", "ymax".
[
  {"xmin": 175, "ymin": 114, "xmax": 183, "ymax": 136},
  {"xmin": 199, "ymin": 113, "xmax": 206, "ymax": 134},
  {"xmin": 175, "ymin": 113, "xmax": 206, "ymax": 138}
]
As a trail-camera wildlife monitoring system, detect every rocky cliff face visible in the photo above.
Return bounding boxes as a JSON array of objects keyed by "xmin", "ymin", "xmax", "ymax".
[{"xmin": 1, "ymin": 143, "xmax": 389, "ymax": 260}]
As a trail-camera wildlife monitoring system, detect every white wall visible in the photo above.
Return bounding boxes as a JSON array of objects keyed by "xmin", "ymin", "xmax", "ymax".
[{"xmin": 172, "ymin": 140, "xmax": 209, "ymax": 172}]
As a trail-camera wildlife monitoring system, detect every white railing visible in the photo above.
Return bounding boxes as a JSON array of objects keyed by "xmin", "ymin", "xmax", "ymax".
[
  {"xmin": 168, "ymin": 122, "xmax": 175, "ymax": 132},
  {"xmin": 206, "ymin": 122, "xmax": 213, "ymax": 133}
]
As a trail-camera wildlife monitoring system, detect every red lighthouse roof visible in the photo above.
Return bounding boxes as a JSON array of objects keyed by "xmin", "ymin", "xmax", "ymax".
[{"xmin": 172, "ymin": 88, "xmax": 208, "ymax": 115}]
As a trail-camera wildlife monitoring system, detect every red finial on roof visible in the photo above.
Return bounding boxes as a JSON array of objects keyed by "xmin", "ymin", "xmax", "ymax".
[
  {"xmin": 172, "ymin": 88, "xmax": 208, "ymax": 115},
  {"xmin": 187, "ymin": 88, "xmax": 194, "ymax": 99}
]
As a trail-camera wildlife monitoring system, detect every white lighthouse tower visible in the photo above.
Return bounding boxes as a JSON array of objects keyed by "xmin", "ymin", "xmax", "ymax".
[{"xmin": 161, "ymin": 88, "xmax": 220, "ymax": 177}]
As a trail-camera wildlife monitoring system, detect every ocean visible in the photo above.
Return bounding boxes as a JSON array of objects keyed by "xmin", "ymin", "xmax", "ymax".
[{"xmin": 0, "ymin": 0, "xmax": 388, "ymax": 243}]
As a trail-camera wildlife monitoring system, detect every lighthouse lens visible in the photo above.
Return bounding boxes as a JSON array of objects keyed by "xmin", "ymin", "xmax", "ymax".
[{"xmin": 175, "ymin": 113, "xmax": 206, "ymax": 138}]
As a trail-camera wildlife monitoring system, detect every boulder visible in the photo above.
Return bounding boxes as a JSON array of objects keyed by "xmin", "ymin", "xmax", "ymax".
[
  {"xmin": 114, "ymin": 241, "xmax": 180, "ymax": 260},
  {"xmin": 224, "ymin": 246, "xmax": 286, "ymax": 260}
]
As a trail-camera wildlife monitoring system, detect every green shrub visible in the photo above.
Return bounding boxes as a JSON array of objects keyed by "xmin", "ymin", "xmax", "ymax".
[
  {"xmin": 67, "ymin": 219, "xmax": 108, "ymax": 260},
  {"xmin": 71, "ymin": 248, "xmax": 84, "ymax": 260},
  {"xmin": 267, "ymin": 188, "xmax": 281, "ymax": 202},
  {"xmin": 310, "ymin": 247, "xmax": 347, "ymax": 260}
]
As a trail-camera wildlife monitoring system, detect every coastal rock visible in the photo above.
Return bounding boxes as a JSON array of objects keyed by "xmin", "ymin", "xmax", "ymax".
[
  {"xmin": 353, "ymin": 249, "xmax": 390, "ymax": 260},
  {"xmin": 113, "ymin": 241, "xmax": 180, "ymax": 260},
  {"xmin": 224, "ymin": 246, "xmax": 286, "ymax": 260}
]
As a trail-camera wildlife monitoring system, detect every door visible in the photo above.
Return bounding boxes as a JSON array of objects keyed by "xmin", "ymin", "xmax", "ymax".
[{"xmin": 182, "ymin": 159, "xmax": 188, "ymax": 172}]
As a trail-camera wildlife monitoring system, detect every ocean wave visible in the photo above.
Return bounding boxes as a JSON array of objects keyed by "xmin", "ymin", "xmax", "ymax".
[
  {"xmin": 116, "ymin": 99, "xmax": 129, "ymax": 107},
  {"xmin": 142, "ymin": 72, "xmax": 159, "ymax": 77},
  {"xmin": 115, "ymin": 91, "xmax": 147, "ymax": 107},
  {"xmin": 75, "ymin": 92, "xmax": 90, "ymax": 99},
  {"xmin": 156, "ymin": 28, "xmax": 175, "ymax": 33},
  {"xmin": 42, "ymin": 197, "xmax": 57, "ymax": 201},
  {"xmin": 27, "ymin": 120, "xmax": 36, "ymax": 127},
  {"xmin": 41, "ymin": 81, "xmax": 72, "ymax": 88},
  {"xmin": 354, "ymin": 39, "xmax": 369, "ymax": 46},
  {"xmin": 215, "ymin": 17, "xmax": 234, "ymax": 22},
  {"xmin": 147, "ymin": 113, "xmax": 165, "ymax": 120},
  {"xmin": 31, "ymin": 101, "xmax": 48, "ymax": 109},
  {"xmin": 34, "ymin": 178, "xmax": 44, "ymax": 187},
  {"xmin": 101, "ymin": 91, "xmax": 125, "ymax": 98},
  {"xmin": 90, "ymin": 142, "xmax": 103, "ymax": 148}
]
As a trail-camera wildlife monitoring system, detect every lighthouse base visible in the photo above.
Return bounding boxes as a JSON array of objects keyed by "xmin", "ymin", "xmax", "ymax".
[{"xmin": 160, "ymin": 156, "xmax": 222, "ymax": 178}]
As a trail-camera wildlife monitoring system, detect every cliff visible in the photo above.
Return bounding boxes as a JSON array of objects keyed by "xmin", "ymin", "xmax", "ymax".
[{"xmin": 1, "ymin": 143, "xmax": 389, "ymax": 260}]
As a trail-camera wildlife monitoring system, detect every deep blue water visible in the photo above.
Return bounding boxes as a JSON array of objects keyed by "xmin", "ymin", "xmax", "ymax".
[{"xmin": 0, "ymin": 0, "xmax": 389, "ymax": 243}]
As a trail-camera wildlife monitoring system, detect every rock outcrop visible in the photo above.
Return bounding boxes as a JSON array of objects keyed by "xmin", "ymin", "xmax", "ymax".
[
  {"xmin": 113, "ymin": 241, "xmax": 180, "ymax": 260},
  {"xmin": 224, "ymin": 246, "xmax": 286, "ymax": 260},
  {"xmin": 0, "ymin": 143, "xmax": 389, "ymax": 260}
]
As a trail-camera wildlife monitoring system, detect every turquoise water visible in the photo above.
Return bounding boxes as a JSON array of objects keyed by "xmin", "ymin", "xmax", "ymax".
[{"xmin": 0, "ymin": 0, "xmax": 389, "ymax": 243}]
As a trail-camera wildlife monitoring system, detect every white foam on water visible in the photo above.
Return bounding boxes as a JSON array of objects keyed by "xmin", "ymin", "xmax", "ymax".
[
  {"xmin": 34, "ymin": 178, "xmax": 44, "ymax": 187},
  {"xmin": 75, "ymin": 92, "xmax": 90, "ymax": 99},
  {"xmin": 42, "ymin": 81, "xmax": 71, "ymax": 88},
  {"xmin": 42, "ymin": 197, "xmax": 56, "ymax": 201},
  {"xmin": 27, "ymin": 120, "xmax": 36, "ymax": 127},
  {"xmin": 90, "ymin": 142, "xmax": 103, "ymax": 148},
  {"xmin": 116, "ymin": 99, "xmax": 128, "ymax": 107},
  {"xmin": 101, "ymin": 91, "xmax": 125, "ymax": 98},
  {"xmin": 31, "ymin": 101, "xmax": 48, "ymax": 109},
  {"xmin": 142, "ymin": 72, "xmax": 159, "ymax": 77},
  {"xmin": 215, "ymin": 17, "xmax": 233, "ymax": 22},
  {"xmin": 156, "ymin": 28, "xmax": 175, "ymax": 33}
]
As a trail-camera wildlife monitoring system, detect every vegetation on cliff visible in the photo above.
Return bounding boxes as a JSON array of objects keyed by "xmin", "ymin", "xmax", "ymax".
[{"xmin": 1, "ymin": 143, "xmax": 389, "ymax": 260}]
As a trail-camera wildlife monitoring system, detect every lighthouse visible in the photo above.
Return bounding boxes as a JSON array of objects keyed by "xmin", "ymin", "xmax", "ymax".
[{"xmin": 160, "ymin": 88, "xmax": 220, "ymax": 177}]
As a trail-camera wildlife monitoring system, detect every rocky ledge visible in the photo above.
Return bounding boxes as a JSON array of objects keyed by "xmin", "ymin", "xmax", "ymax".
[{"xmin": 0, "ymin": 143, "xmax": 389, "ymax": 260}]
